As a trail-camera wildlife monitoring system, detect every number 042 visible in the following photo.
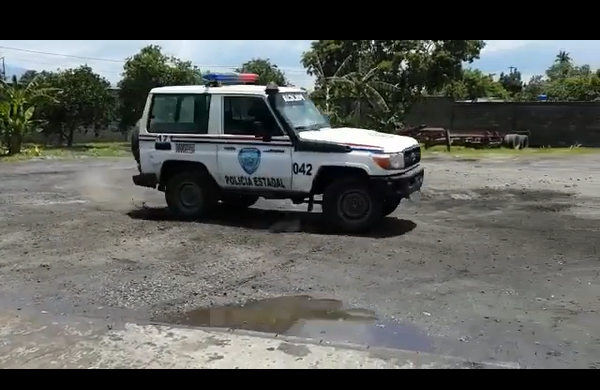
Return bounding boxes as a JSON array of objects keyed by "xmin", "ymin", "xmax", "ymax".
[{"xmin": 293, "ymin": 163, "xmax": 312, "ymax": 176}]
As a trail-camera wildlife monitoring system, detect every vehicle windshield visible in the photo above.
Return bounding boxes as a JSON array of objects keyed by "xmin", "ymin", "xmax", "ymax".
[{"xmin": 275, "ymin": 93, "xmax": 330, "ymax": 132}]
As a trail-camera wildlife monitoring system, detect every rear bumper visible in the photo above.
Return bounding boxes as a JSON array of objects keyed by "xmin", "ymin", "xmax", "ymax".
[
  {"xmin": 371, "ymin": 166, "xmax": 424, "ymax": 199},
  {"xmin": 132, "ymin": 173, "xmax": 158, "ymax": 189}
]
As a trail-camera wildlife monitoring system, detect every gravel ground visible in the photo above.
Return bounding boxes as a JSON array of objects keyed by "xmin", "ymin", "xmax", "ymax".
[{"xmin": 0, "ymin": 154, "xmax": 599, "ymax": 369}]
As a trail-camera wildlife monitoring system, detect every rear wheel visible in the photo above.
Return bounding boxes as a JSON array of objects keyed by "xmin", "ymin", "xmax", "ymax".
[
  {"xmin": 382, "ymin": 197, "xmax": 401, "ymax": 217},
  {"xmin": 165, "ymin": 172, "xmax": 216, "ymax": 220},
  {"xmin": 504, "ymin": 134, "xmax": 520, "ymax": 149},
  {"xmin": 221, "ymin": 194, "xmax": 259, "ymax": 209},
  {"xmin": 323, "ymin": 179, "xmax": 382, "ymax": 233}
]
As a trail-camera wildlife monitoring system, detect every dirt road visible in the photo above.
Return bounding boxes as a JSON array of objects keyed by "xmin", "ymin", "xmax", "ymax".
[{"xmin": 0, "ymin": 155, "xmax": 598, "ymax": 369}]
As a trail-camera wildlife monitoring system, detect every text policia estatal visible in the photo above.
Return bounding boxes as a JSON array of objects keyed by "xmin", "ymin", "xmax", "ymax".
[{"xmin": 225, "ymin": 176, "xmax": 286, "ymax": 189}]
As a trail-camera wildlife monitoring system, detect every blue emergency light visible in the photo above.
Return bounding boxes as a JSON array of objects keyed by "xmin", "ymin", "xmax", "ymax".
[{"xmin": 203, "ymin": 72, "xmax": 259, "ymax": 85}]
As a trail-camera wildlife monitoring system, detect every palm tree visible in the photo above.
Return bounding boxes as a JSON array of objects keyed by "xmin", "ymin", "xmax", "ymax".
[
  {"xmin": 556, "ymin": 51, "xmax": 571, "ymax": 64},
  {"xmin": 0, "ymin": 75, "xmax": 59, "ymax": 155}
]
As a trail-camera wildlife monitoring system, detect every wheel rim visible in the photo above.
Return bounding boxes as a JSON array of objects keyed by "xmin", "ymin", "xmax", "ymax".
[
  {"xmin": 339, "ymin": 190, "xmax": 371, "ymax": 220},
  {"xmin": 179, "ymin": 182, "xmax": 202, "ymax": 209}
]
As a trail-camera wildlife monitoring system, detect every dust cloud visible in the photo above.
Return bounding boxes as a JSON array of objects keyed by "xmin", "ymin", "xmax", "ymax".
[{"xmin": 75, "ymin": 168, "xmax": 146, "ymax": 210}]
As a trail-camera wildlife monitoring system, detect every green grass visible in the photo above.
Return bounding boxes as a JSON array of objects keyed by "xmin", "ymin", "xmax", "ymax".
[
  {"xmin": 0, "ymin": 142, "xmax": 130, "ymax": 162},
  {"xmin": 421, "ymin": 145, "xmax": 599, "ymax": 159}
]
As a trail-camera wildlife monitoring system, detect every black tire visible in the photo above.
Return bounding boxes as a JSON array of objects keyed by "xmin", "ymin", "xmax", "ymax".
[
  {"xmin": 518, "ymin": 135, "xmax": 529, "ymax": 149},
  {"xmin": 382, "ymin": 197, "xmax": 401, "ymax": 217},
  {"xmin": 322, "ymin": 178, "xmax": 382, "ymax": 233},
  {"xmin": 221, "ymin": 194, "xmax": 259, "ymax": 209},
  {"xmin": 504, "ymin": 134, "xmax": 519, "ymax": 149},
  {"xmin": 131, "ymin": 128, "xmax": 140, "ymax": 164},
  {"xmin": 165, "ymin": 171, "xmax": 216, "ymax": 220}
]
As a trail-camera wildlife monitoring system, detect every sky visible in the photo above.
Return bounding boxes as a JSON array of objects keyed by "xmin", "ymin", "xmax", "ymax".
[{"xmin": 1, "ymin": 40, "xmax": 600, "ymax": 89}]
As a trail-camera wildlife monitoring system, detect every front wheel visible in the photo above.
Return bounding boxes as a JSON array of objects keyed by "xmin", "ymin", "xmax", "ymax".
[
  {"xmin": 382, "ymin": 197, "xmax": 401, "ymax": 217},
  {"xmin": 518, "ymin": 134, "xmax": 529, "ymax": 149},
  {"xmin": 322, "ymin": 179, "xmax": 382, "ymax": 233},
  {"xmin": 165, "ymin": 172, "xmax": 216, "ymax": 220}
]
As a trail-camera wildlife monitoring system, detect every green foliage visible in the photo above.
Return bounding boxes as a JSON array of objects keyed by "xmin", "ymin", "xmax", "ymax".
[
  {"xmin": 0, "ymin": 75, "xmax": 59, "ymax": 155},
  {"xmin": 37, "ymin": 66, "xmax": 115, "ymax": 146},
  {"xmin": 235, "ymin": 58, "xmax": 288, "ymax": 86},
  {"xmin": 443, "ymin": 69, "xmax": 509, "ymax": 100},
  {"xmin": 117, "ymin": 45, "xmax": 200, "ymax": 130},
  {"xmin": 304, "ymin": 43, "xmax": 600, "ymax": 130},
  {"xmin": 302, "ymin": 40, "xmax": 486, "ymax": 131},
  {"xmin": 517, "ymin": 52, "xmax": 600, "ymax": 102}
]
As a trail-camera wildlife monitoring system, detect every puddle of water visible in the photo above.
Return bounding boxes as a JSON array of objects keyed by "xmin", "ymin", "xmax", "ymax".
[{"xmin": 161, "ymin": 295, "xmax": 433, "ymax": 352}]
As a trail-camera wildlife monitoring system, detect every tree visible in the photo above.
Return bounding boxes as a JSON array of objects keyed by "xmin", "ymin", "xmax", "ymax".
[
  {"xmin": 443, "ymin": 69, "xmax": 508, "ymax": 100},
  {"xmin": 546, "ymin": 51, "xmax": 573, "ymax": 81},
  {"xmin": 498, "ymin": 67, "xmax": 523, "ymax": 97},
  {"xmin": 0, "ymin": 75, "xmax": 58, "ymax": 155},
  {"xmin": 518, "ymin": 75, "xmax": 546, "ymax": 101},
  {"xmin": 306, "ymin": 53, "xmax": 354, "ymax": 126},
  {"xmin": 235, "ymin": 58, "xmax": 288, "ymax": 86},
  {"xmin": 38, "ymin": 66, "xmax": 115, "ymax": 146},
  {"xmin": 327, "ymin": 47, "xmax": 401, "ymax": 127},
  {"xmin": 302, "ymin": 40, "xmax": 486, "ymax": 130},
  {"xmin": 514, "ymin": 51, "xmax": 600, "ymax": 102},
  {"xmin": 118, "ymin": 45, "xmax": 201, "ymax": 131},
  {"xmin": 19, "ymin": 70, "xmax": 41, "ymax": 85}
]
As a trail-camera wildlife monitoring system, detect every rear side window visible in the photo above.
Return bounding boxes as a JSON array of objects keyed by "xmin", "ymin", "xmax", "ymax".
[{"xmin": 148, "ymin": 94, "xmax": 211, "ymax": 134}]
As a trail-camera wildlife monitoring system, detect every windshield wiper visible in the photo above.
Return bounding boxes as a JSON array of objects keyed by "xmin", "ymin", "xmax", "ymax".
[{"xmin": 295, "ymin": 124, "xmax": 324, "ymax": 132}]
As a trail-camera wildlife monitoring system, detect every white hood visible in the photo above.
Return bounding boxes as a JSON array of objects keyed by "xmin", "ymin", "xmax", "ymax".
[{"xmin": 298, "ymin": 127, "xmax": 418, "ymax": 153}]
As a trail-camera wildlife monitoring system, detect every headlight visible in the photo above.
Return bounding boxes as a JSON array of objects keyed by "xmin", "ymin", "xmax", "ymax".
[
  {"xmin": 371, "ymin": 153, "xmax": 404, "ymax": 170},
  {"xmin": 390, "ymin": 153, "xmax": 404, "ymax": 169}
]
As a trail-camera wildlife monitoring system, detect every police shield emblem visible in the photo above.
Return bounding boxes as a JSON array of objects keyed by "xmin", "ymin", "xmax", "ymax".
[{"xmin": 238, "ymin": 147, "xmax": 261, "ymax": 175}]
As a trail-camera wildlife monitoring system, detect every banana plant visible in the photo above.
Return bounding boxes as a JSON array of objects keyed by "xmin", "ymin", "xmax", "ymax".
[
  {"xmin": 0, "ymin": 75, "xmax": 59, "ymax": 155},
  {"xmin": 326, "ymin": 47, "xmax": 401, "ymax": 127}
]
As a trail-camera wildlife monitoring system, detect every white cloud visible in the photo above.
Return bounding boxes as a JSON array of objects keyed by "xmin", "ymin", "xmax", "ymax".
[{"xmin": 482, "ymin": 40, "xmax": 535, "ymax": 53}]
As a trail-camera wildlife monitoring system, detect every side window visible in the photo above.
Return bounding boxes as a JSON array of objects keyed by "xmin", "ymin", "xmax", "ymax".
[
  {"xmin": 223, "ymin": 96, "xmax": 282, "ymax": 136},
  {"xmin": 148, "ymin": 94, "xmax": 211, "ymax": 134}
]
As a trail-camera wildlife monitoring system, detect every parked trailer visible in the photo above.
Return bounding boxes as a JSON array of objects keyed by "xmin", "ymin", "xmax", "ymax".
[{"xmin": 395, "ymin": 126, "xmax": 530, "ymax": 151}]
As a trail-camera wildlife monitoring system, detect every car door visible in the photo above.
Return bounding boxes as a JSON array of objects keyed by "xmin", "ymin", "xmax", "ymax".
[{"xmin": 216, "ymin": 95, "xmax": 293, "ymax": 191}]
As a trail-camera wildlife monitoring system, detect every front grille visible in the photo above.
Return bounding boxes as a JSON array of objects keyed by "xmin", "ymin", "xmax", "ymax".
[{"xmin": 403, "ymin": 146, "xmax": 421, "ymax": 168}]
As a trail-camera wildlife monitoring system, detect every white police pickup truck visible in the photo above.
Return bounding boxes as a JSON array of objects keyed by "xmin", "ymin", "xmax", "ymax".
[{"xmin": 131, "ymin": 72, "xmax": 424, "ymax": 233}]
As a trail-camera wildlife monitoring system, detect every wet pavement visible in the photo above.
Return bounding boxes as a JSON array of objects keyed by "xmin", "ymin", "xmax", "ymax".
[
  {"xmin": 158, "ymin": 295, "xmax": 433, "ymax": 352},
  {"xmin": 0, "ymin": 306, "xmax": 516, "ymax": 369}
]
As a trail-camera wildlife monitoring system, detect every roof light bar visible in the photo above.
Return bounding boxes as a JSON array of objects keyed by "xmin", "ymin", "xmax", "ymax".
[{"xmin": 203, "ymin": 72, "xmax": 259, "ymax": 85}]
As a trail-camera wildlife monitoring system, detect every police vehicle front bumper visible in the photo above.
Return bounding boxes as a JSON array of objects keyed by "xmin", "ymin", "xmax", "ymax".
[
  {"xmin": 372, "ymin": 165, "xmax": 424, "ymax": 199},
  {"xmin": 132, "ymin": 173, "xmax": 158, "ymax": 189}
]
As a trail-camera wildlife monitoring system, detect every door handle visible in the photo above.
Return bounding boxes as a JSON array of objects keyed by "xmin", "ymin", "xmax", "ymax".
[
  {"xmin": 223, "ymin": 146, "xmax": 236, "ymax": 151},
  {"xmin": 264, "ymin": 149, "xmax": 285, "ymax": 153}
]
